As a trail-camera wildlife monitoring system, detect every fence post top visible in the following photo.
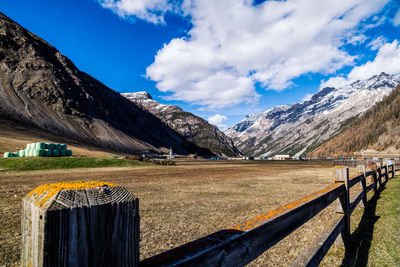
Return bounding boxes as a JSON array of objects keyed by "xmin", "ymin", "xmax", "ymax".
[
  {"xmin": 334, "ymin": 165, "xmax": 347, "ymax": 169},
  {"xmin": 25, "ymin": 181, "xmax": 134, "ymax": 210},
  {"xmin": 334, "ymin": 166, "xmax": 349, "ymax": 183}
]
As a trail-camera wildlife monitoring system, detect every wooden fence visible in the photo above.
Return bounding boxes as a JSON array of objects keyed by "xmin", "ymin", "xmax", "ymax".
[
  {"xmin": 22, "ymin": 164, "xmax": 396, "ymax": 267},
  {"xmin": 140, "ymin": 164, "xmax": 396, "ymax": 266},
  {"xmin": 332, "ymin": 159, "xmax": 398, "ymax": 168}
]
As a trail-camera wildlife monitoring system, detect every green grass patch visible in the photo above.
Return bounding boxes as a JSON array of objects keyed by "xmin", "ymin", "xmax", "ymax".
[
  {"xmin": 0, "ymin": 157, "xmax": 147, "ymax": 171},
  {"xmin": 323, "ymin": 177, "xmax": 400, "ymax": 266},
  {"xmin": 359, "ymin": 177, "xmax": 400, "ymax": 266}
]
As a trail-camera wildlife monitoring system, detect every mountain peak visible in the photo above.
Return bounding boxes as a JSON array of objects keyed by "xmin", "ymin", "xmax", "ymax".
[
  {"xmin": 0, "ymin": 12, "xmax": 206, "ymax": 155},
  {"xmin": 123, "ymin": 91, "xmax": 152, "ymax": 100},
  {"xmin": 225, "ymin": 72, "xmax": 400, "ymax": 157},
  {"xmin": 122, "ymin": 93, "xmax": 241, "ymax": 156}
]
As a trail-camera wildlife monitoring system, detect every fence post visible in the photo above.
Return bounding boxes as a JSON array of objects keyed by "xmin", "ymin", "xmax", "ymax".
[
  {"xmin": 383, "ymin": 165, "xmax": 388, "ymax": 182},
  {"xmin": 334, "ymin": 167, "xmax": 350, "ymax": 249},
  {"xmin": 377, "ymin": 166, "xmax": 383, "ymax": 189},
  {"xmin": 392, "ymin": 164, "xmax": 396, "ymax": 178},
  {"xmin": 21, "ymin": 181, "xmax": 140, "ymax": 267},
  {"xmin": 371, "ymin": 164, "xmax": 378, "ymax": 193},
  {"xmin": 357, "ymin": 165, "xmax": 367, "ymax": 207}
]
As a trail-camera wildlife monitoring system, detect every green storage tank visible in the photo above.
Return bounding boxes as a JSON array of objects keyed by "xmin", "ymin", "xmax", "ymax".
[
  {"xmin": 19, "ymin": 150, "xmax": 25, "ymax": 157},
  {"xmin": 3, "ymin": 152, "xmax": 11, "ymax": 158},
  {"xmin": 60, "ymin": 144, "xmax": 67, "ymax": 150},
  {"xmin": 66, "ymin": 150, "xmax": 73, "ymax": 157},
  {"xmin": 54, "ymin": 144, "xmax": 61, "ymax": 150},
  {"xmin": 44, "ymin": 149, "xmax": 51, "ymax": 157},
  {"xmin": 46, "ymin": 143, "xmax": 54, "ymax": 150},
  {"xmin": 60, "ymin": 149, "xmax": 67, "ymax": 157},
  {"xmin": 52, "ymin": 149, "xmax": 60, "ymax": 157},
  {"xmin": 32, "ymin": 149, "xmax": 44, "ymax": 157},
  {"xmin": 36, "ymin": 142, "xmax": 46, "ymax": 149}
]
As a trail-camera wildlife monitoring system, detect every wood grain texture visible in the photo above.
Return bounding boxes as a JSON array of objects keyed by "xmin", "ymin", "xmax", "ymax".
[{"xmin": 21, "ymin": 183, "xmax": 139, "ymax": 267}]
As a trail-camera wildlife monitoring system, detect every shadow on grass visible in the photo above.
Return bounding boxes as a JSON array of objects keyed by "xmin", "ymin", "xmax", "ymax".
[{"xmin": 341, "ymin": 183, "xmax": 387, "ymax": 267}]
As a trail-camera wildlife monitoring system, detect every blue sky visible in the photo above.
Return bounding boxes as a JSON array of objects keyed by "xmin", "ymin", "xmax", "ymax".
[{"xmin": 1, "ymin": 0, "xmax": 400, "ymax": 129}]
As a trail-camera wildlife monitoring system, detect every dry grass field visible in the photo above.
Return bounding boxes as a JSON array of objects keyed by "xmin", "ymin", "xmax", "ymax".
[{"xmin": 1, "ymin": 159, "xmax": 362, "ymax": 266}]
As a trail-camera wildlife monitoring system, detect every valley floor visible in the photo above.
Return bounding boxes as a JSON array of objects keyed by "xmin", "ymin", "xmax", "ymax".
[{"xmin": 0, "ymin": 160, "xmax": 396, "ymax": 266}]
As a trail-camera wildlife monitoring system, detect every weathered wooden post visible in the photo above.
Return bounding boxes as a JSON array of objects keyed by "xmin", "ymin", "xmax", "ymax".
[
  {"xmin": 392, "ymin": 163, "xmax": 396, "ymax": 178},
  {"xmin": 384, "ymin": 165, "xmax": 389, "ymax": 183},
  {"xmin": 334, "ymin": 166, "xmax": 350, "ymax": 249},
  {"xmin": 21, "ymin": 181, "xmax": 139, "ymax": 267},
  {"xmin": 357, "ymin": 165, "xmax": 367, "ymax": 207},
  {"xmin": 370, "ymin": 163, "xmax": 378, "ymax": 193},
  {"xmin": 376, "ymin": 164, "xmax": 383, "ymax": 189},
  {"xmin": 357, "ymin": 165, "xmax": 364, "ymax": 189}
]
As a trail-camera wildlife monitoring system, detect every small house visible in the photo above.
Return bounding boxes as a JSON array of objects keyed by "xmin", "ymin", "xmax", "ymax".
[{"xmin": 273, "ymin": 154, "xmax": 291, "ymax": 160}]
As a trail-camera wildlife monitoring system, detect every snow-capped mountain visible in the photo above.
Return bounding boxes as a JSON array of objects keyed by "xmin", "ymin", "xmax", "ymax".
[
  {"xmin": 225, "ymin": 72, "xmax": 400, "ymax": 158},
  {"xmin": 122, "ymin": 92, "xmax": 240, "ymax": 156}
]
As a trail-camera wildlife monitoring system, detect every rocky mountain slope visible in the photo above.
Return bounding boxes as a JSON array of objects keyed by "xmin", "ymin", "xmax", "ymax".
[
  {"xmin": 225, "ymin": 72, "xmax": 400, "ymax": 158},
  {"xmin": 122, "ymin": 92, "xmax": 240, "ymax": 156},
  {"xmin": 310, "ymin": 84, "xmax": 400, "ymax": 158},
  {"xmin": 0, "ymin": 12, "xmax": 207, "ymax": 155}
]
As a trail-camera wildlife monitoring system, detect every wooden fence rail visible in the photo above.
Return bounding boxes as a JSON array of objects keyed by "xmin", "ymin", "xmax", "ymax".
[
  {"xmin": 140, "ymin": 164, "xmax": 396, "ymax": 267},
  {"xmin": 21, "ymin": 164, "xmax": 396, "ymax": 267}
]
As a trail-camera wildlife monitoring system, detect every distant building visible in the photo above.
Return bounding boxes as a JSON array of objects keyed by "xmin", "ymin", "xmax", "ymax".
[
  {"xmin": 168, "ymin": 148, "xmax": 174, "ymax": 159},
  {"xmin": 273, "ymin": 154, "xmax": 291, "ymax": 160}
]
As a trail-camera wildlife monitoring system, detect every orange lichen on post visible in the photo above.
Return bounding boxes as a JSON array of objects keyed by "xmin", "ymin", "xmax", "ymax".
[
  {"xmin": 227, "ymin": 183, "xmax": 341, "ymax": 231},
  {"xmin": 27, "ymin": 181, "xmax": 117, "ymax": 207},
  {"xmin": 333, "ymin": 166, "xmax": 348, "ymax": 183}
]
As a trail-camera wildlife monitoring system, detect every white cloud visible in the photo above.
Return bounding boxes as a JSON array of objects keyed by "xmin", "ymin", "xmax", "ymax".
[
  {"xmin": 320, "ymin": 39, "xmax": 400, "ymax": 89},
  {"xmin": 348, "ymin": 40, "xmax": 400, "ymax": 80},
  {"xmin": 394, "ymin": 8, "xmax": 400, "ymax": 26},
  {"xmin": 207, "ymin": 114, "xmax": 228, "ymax": 129},
  {"xmin": 145, "ymin": 0, "xmax": 388, "ymax": 108},
  {"xmin": 347, "ymin": 34, "xmax": 367, "ymax": 45},
  {"xmin": 367, "ymin": 36, "xmax": 387, "ymax": 50},
  {"xmin": 319, "ymin": 76, "xmax": 349, "ymax": 89},
  {"xmin": 98, "ymin": 0, "xmax": 390, "ymax": 108},
  {"xmin": 98, "ymin": 0, "xmax": 175, "ymax": 24}
]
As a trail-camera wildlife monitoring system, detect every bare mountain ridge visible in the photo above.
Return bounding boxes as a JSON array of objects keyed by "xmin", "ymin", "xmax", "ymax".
[
  {"xmin": 122, "ymin": 92, "xmax": 240, "ymax": 156},
  {"xmin": 0, "ymin": 12, "xmax": 208, "ymax": 155},
  {"xmin": 225, "ymin": 72, "xmax": 400, "ymax": 158},
  {"xmin": 310, "ymin": 84, "xmax": 400, "ymax": 157}
]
